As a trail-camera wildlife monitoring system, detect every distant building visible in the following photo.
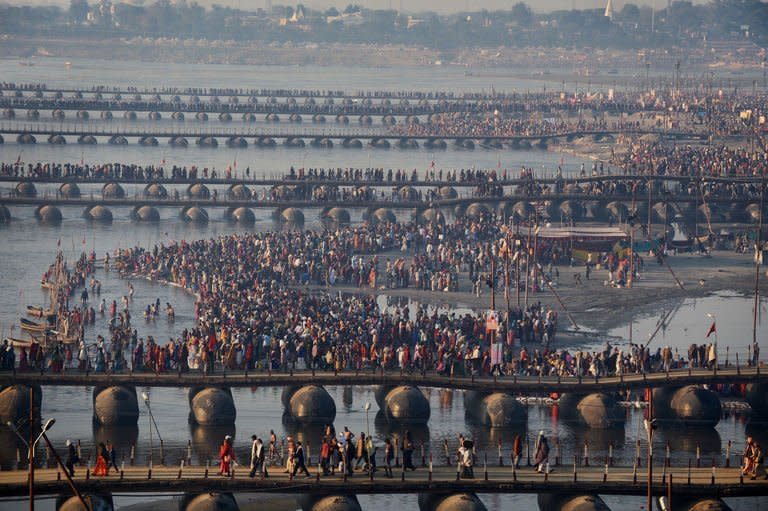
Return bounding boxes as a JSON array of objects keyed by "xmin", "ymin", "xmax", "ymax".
[
  {"xmin": 406, "ymin": 16, "xmax": 425, "ymax": 29},
  {"xmin": 325, "ymin": 11, "xmax": 365, "ymax": 26}
]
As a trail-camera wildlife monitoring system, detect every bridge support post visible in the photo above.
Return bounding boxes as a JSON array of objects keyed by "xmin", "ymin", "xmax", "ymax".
[
  {"xmin": 572, "ymin": 455, "xmax": 577, "ymax": 483},
  {"xmin": 696, "ymin": 442, "xmax": 701, "ymax": 467}
]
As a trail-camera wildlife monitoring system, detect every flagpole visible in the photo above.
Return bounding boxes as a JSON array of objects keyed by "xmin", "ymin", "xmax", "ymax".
[{"xmin": 753, "ymin": 172, "xmax": 764, "ymax": 363}]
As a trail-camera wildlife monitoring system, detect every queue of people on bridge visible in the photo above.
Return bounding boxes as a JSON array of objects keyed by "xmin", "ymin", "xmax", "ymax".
[{"xmin": 612, "ymin": 142, "xmax": 768, "ymax": 180}]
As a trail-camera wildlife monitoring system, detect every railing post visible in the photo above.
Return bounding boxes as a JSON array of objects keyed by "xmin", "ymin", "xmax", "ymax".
[
  {"xmin": 711, "ymin": 459, "xmax": 716, "ymax": 485},
  {"xmin": 444, "ymin": 439, "xmax": 450, "ymax": 466},
  {"xmin": 526, "ymin": 435, "xmax": 531, "ymax": 466},
  {"xmin": 498, "ymin": 439, "xmax": 503, "ymax": 466},
  {"xmin": 428, "ymin": 454, "xmax": 433, "ymax": 481},
  {"xmin": 484, "ymin": 452, "xmax": 488, "ymax": 481},
  {"xmin": 178, "ymin": 459, "xmax": 184, "ymax": 479},
  {"xmin": 725, "ymin": 440, "xmax": 731, "ymax": 468},
  {"xmin": 687, "ymin": 459, "xmax": 691, "ymax": 485},
  {"xmin": 633, "ymin": 460, "xmax": 638, "ymax": 484},
  {"xmin": 555, "ymin": 438, "xmax": 561, "ymax": 466},
  {"xmin": 583, "ymin": 441, "xmax": 589, "ymax": 466},
  {"xmin": 696, "ymin": 442, "xmax": 701, "ymax": 468},
  {"xmin": 609, "ymin": 441, "xmax": 614, "ymax": 467},
  {"xmin": 456, "ymin": 458, "xmax": 461, "ymax": 481},
  {"xmin": 573, "ymin": 454, "xmax": 577, "ymax": 483}
]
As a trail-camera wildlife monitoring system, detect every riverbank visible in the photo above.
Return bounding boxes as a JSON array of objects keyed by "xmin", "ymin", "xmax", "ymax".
[{"xmin": 4, "ymin": 36, "xmax": 766, "ymax": 83}]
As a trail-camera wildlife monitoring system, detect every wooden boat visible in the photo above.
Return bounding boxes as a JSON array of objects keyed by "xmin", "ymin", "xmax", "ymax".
[
  {"xmin": 5, "ymin": 337, "xmax": 34, "ymax": 348},
  {"xmin": 20, "ymin": 318, "xmax": 48, "ymax": 333},
  {"xmin": 26, "ymin": 305, "xmax": 55, "ymax": 318}
]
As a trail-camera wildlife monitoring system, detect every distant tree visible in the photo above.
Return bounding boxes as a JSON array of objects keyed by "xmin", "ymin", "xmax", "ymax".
[
  {"xmin": 511, "ymin": 2, "xmax": 533, "ymax": 25},
  {"xmin": 343, "ymin": 4, "xmax": 361, "ymax": 14},
  {"xmin": 619, "ymin": 3, "xmax": 640, "ymax": 22},
  {"xmin": 325, "ymin": 7, "xmax": 339, "ymax": 17},
  {"xmin": 69, "ymin": 0, "xmax": 88, "ymax": 23}
]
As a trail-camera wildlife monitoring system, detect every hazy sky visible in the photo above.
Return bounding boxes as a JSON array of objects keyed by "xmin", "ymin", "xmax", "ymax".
[{"xmin": 8, "ymin": 0, "xmax": 709, "ymax": 15}]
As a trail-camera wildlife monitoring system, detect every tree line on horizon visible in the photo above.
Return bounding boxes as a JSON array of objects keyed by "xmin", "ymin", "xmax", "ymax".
[{"xmin": 0, "ymin": 0, "xmax": 766, "ymax": 51}]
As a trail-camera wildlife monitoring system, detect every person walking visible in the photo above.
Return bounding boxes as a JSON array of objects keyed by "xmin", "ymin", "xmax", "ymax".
[
  {"xmin": 533, "ymin": 431, "xmax": 550, "ymax": 474},
  {"xmin": 249, "ymin": 436, "xmax": 266, "ymax": 478},
  {"xmin": 93, "ymin": 442, "xmax": 109, "ymax": 477},
  {"xmin": 107, "ymin": 441, "xmax": 118, "ymax": 473},
  {"xmin": 512, "ymin": 434, "xmax": 522, "ymax": 468},
  {"xmin": 65, "ymin": 439, "xmax": 78, "ymax": 478},
  {"xmin": 219, "ymin": 435, "xmax": 235, "ymax": 477},
  {"xmin": 384, "ymin": 438, "xmax": 394, "ymax": 478},
  {"xmin": 402, "ymin": 430, "xmax": 416, "ymax": 471},
  {"xmin": 292, "ymin": 441, "xmax": 311, "ymax": 478},
  {"xmin": 355, "ymin": 432, "xmax": 369, "ymax": 471}
]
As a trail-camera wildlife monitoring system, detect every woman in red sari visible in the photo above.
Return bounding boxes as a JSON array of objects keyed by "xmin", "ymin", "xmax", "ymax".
[
  {"xmin": 219, "ymin": 436, "xmax": 235, "ymax": 476},
  {"xmin": 93, "ymin": 442, "xmax": 109, "ymax": 476}
]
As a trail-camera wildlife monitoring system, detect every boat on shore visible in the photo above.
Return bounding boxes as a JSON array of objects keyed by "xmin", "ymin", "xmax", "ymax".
[
  {"xmin": 26, "ymin": 305, "xmax": 55, "ymax": 318},
  {"xmin": 20, "ymin": 317, "xmax": 50, "ymax": 333},
  {"xmin": 5, "ymin": 337, "xmax": 34, "ymax": 348}
]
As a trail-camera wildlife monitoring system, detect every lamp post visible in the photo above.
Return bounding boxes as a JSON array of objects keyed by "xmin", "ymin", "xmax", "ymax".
[
  {"xmin": 364, "ymin": 402, "xmax": 371, "ymax": 438},
  {"xmin": 643, "ymin": 415, "xmax": 657, "ymax": 511},
  {"xmin": 141, "ymin": 392, "xmax": 164, "ymax": 465},
  {"xmin": 7, "ymin": 417, "xmax": 55, "ymax": 511}
]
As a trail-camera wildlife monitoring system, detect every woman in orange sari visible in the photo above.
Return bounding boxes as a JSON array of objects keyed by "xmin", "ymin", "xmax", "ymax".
[{"xmin": 93, "ymin": 442, "xmax": 109, "ymax": 476}]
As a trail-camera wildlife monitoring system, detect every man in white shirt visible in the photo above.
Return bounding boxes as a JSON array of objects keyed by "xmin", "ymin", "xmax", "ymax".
[{"xmin": 249, "ymin": 436, "xmax": 266, "ymax": 478}]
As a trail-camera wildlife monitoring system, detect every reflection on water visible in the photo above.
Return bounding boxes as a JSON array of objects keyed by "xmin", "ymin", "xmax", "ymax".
[
  {"xmin": 0, "ymin": 427, "xmax": 26, "ymax": 471},
  {"xmin": 190, "ymin": 425, "xmax": 236, "ymax": 465},
  {"xmin": 92, "ymin": 424, "xmax": 139, "ymax": 461}
]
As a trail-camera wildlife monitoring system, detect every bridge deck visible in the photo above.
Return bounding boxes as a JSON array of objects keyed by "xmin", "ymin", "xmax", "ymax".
[
  {"xmin": 0, "ymin": 464, "xmax": 764, "ymax": 497},
  {"xmin": 0, "ymin": 175, "xmax": 764, "ymax": 187},
  {"xmin": 0, "ymin": 193, "xmax": 757, "ymax": 208},
  {"xmin": 1, "ymin": 366, "xmax": 762, "ymax": 393},
  {"xmin": 0, "ymin": 124, "xmax": 705, "ymax": 142}
]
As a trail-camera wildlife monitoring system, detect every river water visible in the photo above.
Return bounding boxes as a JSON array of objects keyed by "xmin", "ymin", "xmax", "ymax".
[{"xmin": 0, "ymin": 57, "xmax": 766, "ymax": 511}]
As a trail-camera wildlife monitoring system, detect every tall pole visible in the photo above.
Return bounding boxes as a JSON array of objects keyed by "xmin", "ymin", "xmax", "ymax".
[
  {"xmin": 647, "ymin": 389, "xmax": 654, "ymax": 511},
  {"xmin": 490, "ymin": 254, "xmax": 496, "ymax": 311},
  {"xmin": 629, "ymin": 227, "xmax": 635, "ymax": 288},
  {"xmin": 524, "ymin": 221, "xmax": 533, "ymax": 307},
  {"xmin": 147, "ymin": 401, "xmax": 153, "ymax": 467},
  {"xmin": 647, "ymin": 179, "xmax": 652, "ymax": 240},
  {"xmin": 505, "ymin": 234, "xmax": 511, "ymax": 329},
  {"xmin": 515, "ymin": 231, "xmax": 521, "ymax": 307},
  {"xmin": 754, "ymin": 174, "xmax": 764, "ymax": 358},
  {"xmin": 29, "ymin": 387, "xmax": 34, "ymax": 511}
]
